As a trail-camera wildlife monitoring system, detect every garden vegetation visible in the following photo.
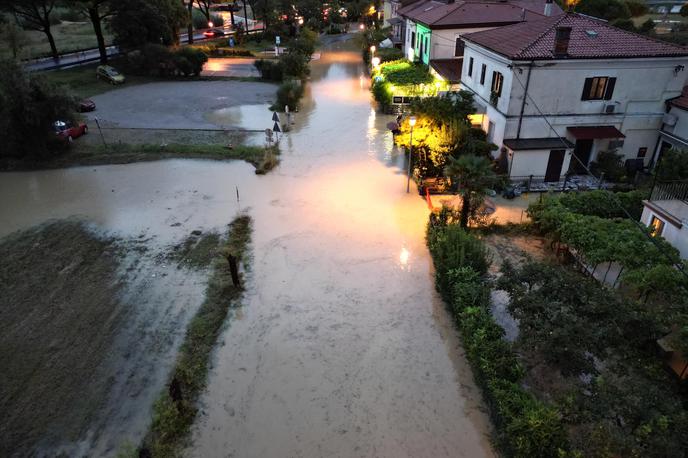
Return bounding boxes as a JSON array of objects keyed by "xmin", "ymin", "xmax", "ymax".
[{"xmin": 428, "ymin": 187, "xmax": 688, "ymax": 456}]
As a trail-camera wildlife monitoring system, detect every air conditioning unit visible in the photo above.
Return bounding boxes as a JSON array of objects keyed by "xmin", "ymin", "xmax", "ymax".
[
  {"xmin": 663, "ymin": 113, "xmax": 678, "ymax": 126},
  {"xmin": 603, "ymin": 103, "xmax": 617, "ymax": 114},
  {"xmin": 609, "ymin": 139, "xmax": 625, "ymax": 149}
]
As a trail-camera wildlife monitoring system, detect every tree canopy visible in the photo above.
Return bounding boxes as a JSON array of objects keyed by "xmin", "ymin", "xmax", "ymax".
[{"xmin": 109, "ymin": 0, "xmax": 187, "ymax": 49}]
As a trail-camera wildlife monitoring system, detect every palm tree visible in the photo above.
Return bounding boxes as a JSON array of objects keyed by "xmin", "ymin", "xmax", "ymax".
[{"xmin": 444, "ymin": 154, "xmax": 497, "ymax": 228}]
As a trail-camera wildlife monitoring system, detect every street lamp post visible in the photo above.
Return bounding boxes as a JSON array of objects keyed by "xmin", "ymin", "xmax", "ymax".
[
  {"xmin": 184, "ymin": 0, "xmax": 194, "ymax": 44},
  {"xmin": 406, "ymin": 116, "xmax": 417, "ymax": 193}
]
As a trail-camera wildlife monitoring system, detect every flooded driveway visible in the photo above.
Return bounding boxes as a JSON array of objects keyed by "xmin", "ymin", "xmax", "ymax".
[{"xmin": 0, "ymin": 41, "xmax": 494, "ymax": 457}]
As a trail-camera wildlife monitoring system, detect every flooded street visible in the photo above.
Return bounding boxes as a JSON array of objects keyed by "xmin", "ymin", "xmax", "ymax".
[{"xmin": 0, "ymin": 41, "xmax": 494, "ymax": 457}]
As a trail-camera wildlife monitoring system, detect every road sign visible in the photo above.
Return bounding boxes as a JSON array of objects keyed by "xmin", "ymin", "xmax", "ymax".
[
  {"xmin": 272, "ymin": 112, "xmax": 280, "ymax": 122},
  {"xmin": 273, "ymin": 122, "xmax": 281, "ymax": 133},
  {"xmin": 276, "ymin": 36, "xmax": 281, "ymax": 45}
]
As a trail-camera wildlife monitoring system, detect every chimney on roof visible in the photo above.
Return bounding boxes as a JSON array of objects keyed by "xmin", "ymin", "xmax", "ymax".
[
  {"xmin": 553, "ymin": 26, "xmax": 572, "ymax": 57},
  {"xmin": 544, "ymin": 0, "xmax": 553, "ymax": 16}
]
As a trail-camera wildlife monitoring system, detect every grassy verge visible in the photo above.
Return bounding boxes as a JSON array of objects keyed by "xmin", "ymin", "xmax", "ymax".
[
  {"xmin": 0, "ymin": 143, "xmax": 280, "ymax": 174},
  {"xmin": 140, "ymin": 215, "xmax": 252, "ymax": 457},
  {"xmin": 37, "ymin": 61, "xmax": 159, "ymax": 99}
]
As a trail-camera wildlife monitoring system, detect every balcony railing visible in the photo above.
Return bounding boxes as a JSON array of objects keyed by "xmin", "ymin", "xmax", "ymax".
[{"xmin": 651, "ymin": 181, "xmax": 688, "ymax": 202}]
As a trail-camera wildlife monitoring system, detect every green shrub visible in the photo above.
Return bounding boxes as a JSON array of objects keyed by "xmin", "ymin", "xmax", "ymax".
[
  {"xmin": 174, "ymin": 47, "xmax": 208, "ymax": 76},
  {"xmin": 376, "ymin": 47, "xmax": 404, "ymax": 63},
  {"xmin": 0, "ymin": 59, "xmax": 76, "ymax": 159},
  {"xmin": 280, "ymin": 52, "xmax": 310, "ymax": 78},
  {"xmin": 254, "ymin": 59, "xmax": 284, "ymax": 81},
  {"xmin": 590, "ymin": 149, "xmax": 626, "ymax": 182},
  {"xmin": 558, "ymin": 189, "xmax": 647, "ymax": 220},
  {"xmin": 426, "ymin": 223, "xmax": 490, "ymax": 299},
  {"xmin": 126, "ymin": 44, "xmax": 207, "ymax": 77},
  {"xmin": 371, "ymin": 79, "xmax": 392, "ymax": 107},
  {"xmin": 273, "ymin": 81, "xmax": 304, "ymax": 112}
]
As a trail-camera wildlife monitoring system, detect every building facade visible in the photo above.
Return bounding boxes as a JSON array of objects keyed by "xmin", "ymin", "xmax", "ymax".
[
  {"xmin": 397, "ymin": 0, "xmax": 558, "ymax": 84},
  {"xmin": 460, "ymin": 13, "xmax": 688, "ymax": 181}
]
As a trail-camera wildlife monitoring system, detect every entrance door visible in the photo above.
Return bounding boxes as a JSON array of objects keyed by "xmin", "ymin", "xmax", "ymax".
[
  {"xmin": 545, "ymin": 149, "xmax": 565, "ymax": 182},
  {"xmin": 570, "ymin": 139, "xmax": 593, "ymax": 174}
]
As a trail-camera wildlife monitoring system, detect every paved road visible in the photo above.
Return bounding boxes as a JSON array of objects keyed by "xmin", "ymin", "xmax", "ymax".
[{"xmin": 24, "ymin": 26, "xmax": 263, "ymax": 72}]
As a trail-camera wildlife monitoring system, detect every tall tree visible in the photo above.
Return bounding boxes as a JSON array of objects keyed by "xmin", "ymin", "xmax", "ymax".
[
  {"xmin": 1, "ymin": 0, "xmax": 59, "ymax": 58},
  {"xmin": 74, "ymin": 0, "xmax": 112, "ymax": 64},
  {"xmin": 110, "ymin": 0, "xmax": 186, "ymax": 49},
  {"xmin": 444, "ymin": 155, "xmax": 497, "ymax": 228},
  {"xmin": 195, "ymin": 0, "xmax": 212, "ymax": 21}
]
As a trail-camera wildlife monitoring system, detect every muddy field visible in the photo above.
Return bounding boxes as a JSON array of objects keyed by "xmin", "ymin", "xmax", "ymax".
[{"xmin": 0, "ymin": 221, "xmax": 213, "ymax": 456}]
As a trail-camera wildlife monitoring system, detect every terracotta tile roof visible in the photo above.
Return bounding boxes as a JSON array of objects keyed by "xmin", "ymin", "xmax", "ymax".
[
  {"xmin": 668, "ymin": 86, "xmax": 688, "ymax": 110},
  {"xmin": 398, "ymin": 0, "xmax": 560, "ymax": 28},
  {"xmin": 462, "ymin": 12, "xmax": 688, "ymax": 59}
]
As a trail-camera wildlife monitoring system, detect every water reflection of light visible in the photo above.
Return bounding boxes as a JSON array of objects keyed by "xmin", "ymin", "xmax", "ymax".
[
  {"xmin": 367, "ymin": 107, "xmax": 377, "ymax": 157},
  {"xmin": 400, "ymin": 247, "xmax": 410, "ymax": 267}
]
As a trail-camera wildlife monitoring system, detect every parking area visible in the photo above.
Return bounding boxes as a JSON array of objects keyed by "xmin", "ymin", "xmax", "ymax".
[{"xmin": 84, "ymin": 80, "xmax": 276, "ymax": 131}]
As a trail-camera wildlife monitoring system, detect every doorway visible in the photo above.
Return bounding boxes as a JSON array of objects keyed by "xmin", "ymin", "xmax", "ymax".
[
  {"xmin": 570, "ymin": 139, "xmax": 593, "ymax": 174},
  {"xmin": 545, "ymin": 149, "xmax": 565, "ymax": 182}
]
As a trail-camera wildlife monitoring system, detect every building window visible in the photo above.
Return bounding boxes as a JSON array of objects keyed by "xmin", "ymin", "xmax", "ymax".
[
  {"xmin": 468, "ymin": 57, "xmax": 473, "ymax": 77},
  {"xmin": 581, "ymin": 76, "xmax": 616, "ymax": 101},
  {"xmin": 637, "ymin": 147, "xmax": 647, "ymax": 158},
  {"xmin": 454, "ymin": 38, "xmax": 464, "ymax": 57},
  {"xmin": 411, "ymin": 31, "xmax": 415, "ymax": 48},
  {"xmin": 491, "ymin": 71, "xmax": 504, "ymax": 97},
  {"xmin": 649, "ymin": 216, "xmax": 665, "ymax": 237},
  {"xmin": 487, "ymin": 121, "xmax": 496, "ymax": 142},
  {"xmin": 480, "ymin": 64, "xmax": 486, "ymax": 85}
]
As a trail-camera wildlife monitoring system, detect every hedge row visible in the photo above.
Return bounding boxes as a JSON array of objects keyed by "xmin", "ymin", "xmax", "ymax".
[
  {"xmin": 126, "ymin": 44, "xmax": 208, "ymax": 77},
  {"xmin": 426, "ymin": 222, "xmax": 569, "ymax": 458}
]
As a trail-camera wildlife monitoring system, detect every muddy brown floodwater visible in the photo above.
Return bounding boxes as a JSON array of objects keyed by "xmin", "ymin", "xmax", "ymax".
[{"xmin": 0, "ymin": 41, "xmax": 495, "ymax": 457}]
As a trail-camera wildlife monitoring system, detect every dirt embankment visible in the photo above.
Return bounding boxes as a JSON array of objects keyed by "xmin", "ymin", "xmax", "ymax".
[{"xmin": 0, "ymin": 222, "xmax": 127, "ymax": 455}]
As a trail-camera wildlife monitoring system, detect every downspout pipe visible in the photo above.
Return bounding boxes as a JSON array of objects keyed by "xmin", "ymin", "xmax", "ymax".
[{"xmin": 516, "ymin": 61, "xmax": 534, "ymax": 139}]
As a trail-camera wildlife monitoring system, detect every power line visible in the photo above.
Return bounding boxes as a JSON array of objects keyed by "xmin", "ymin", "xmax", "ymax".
[{"xmin": 510, "ymin": 67, "xmax": 688, "ymax": 279}]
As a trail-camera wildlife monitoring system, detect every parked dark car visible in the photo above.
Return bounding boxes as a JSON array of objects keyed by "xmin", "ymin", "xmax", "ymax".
[
  {"xmin": 203, "ymin": 28, "xmax": 226, "ymax": 38},
  {"xmin": 54, "ymin": 120, "xmax": 88, "ymax": 142},
  {"xmin": 78, "ymin": 99, "xmax": 96, "ymax": 112}
]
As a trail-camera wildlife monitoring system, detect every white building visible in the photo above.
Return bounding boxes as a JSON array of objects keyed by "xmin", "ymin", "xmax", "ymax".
[
  {"xmin": 396, "ymin": 0, "xmax": 558, "ymax": 83},
  {"xmin": 654, "ymin": 86, "xmax": 688, "ymax": 166},
  {"xmin": 383, "ymin": 0, "xmax": 414, "ymax": 47},
  {"xmin": 641, "ymin": 183, "xmax": 688, "ymax": 259},
  {"xmin": 460, "ymin": 13, "xmax": 688, "ymax": 182}
]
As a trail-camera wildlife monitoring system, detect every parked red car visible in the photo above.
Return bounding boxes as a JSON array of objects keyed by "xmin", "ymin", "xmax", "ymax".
[{"xmin": 54, "ymin": 120, "xmax": 88, "ymax": 142}]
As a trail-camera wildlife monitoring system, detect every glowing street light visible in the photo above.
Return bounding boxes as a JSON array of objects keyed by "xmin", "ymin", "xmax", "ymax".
[
  {"xmin": 208, "ymin": 21, "xmax": 214, "ymax": 28},
  {"xmin": 370, "ymin": 45, "xmax": 376, "ymax": 53},
  {"xmin": 359, "ymin": 23, "xmax": 365, "ymax": 30},
  {"xmin": 406, "ymin": 116, "xmax": 417, "ymax": 193},
  {"xmin": 371, "ymin": 56, "xmax": 380, "ymax": 68}
]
